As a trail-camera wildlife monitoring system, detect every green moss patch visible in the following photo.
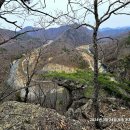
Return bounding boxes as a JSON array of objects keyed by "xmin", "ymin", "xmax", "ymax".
[{"xmin": 40, "ymin": 70, "xmax": 130, "ymax": 101}]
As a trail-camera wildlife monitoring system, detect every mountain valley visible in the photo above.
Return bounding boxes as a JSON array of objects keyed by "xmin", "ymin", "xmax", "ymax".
[{"xmin": 0, "ymin": 25, "xmax": 130, "ymax": 129}]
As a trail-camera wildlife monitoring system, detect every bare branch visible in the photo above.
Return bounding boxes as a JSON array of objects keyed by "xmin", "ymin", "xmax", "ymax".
[
  {"xmin": 76, "ymin": 23, "xmax": 95, "ymax": 30},
  {"xmin": 20, "ymin": 0, "xmax": 56, "ymax": 20},
  {"xmin": 0, "ymin": 15, "xmax": 21, "ymax": 29},
  {"xmin": 0, "ymin": 81, "xmax": 52, "ymax": 102},
  {"xmin": 100, "ymin": 1, "xmax": 130, "ymax": 24},
  {"xmin": 0, "ymin": 28, "xmax": 43, "ymax": 45}
]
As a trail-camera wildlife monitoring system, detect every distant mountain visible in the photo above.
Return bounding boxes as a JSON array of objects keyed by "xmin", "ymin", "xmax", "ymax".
[
  {"xmin": 21, "ymin": 25, "xmax": 130, "ymax": 43},
  {"xmin": 1, "ymin": 25, "xmax": 130, "ymax": 55},
  {"xmin": 20, "ymin": 24, "xmax": 93, "ymax": 46},
  {"xmin": 1, "ymin": 24, "xmax": 130, "ymax": 56},
  {"xmin": 0, "ymin": 28, "xmax": 44, "ymax": 55},
  {"xmin": 55, "ymin": 25, "xmax": 92, "ymax": 46},
  {"xmin": 0, "ymin": 28, "xmax": 16, "ymax": 42},
  {"xmin": 20, "ymin": 25, "xmax": 70, "ymax": 41},
  {"xmin": 99, "ymin": 26, "xmax": 130, "ymax": 37}
]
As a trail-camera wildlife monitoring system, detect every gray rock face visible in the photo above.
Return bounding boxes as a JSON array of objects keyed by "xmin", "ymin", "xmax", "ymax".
[
  {"xmin": 44, "ymin": 86, "xmax": 70, "ymax": 114},
  {"xmin": 0, "ymin": 101, "xmax": 89, "ymax": 130},
  {"xmin": 7, "ymin": 60, "xmax": 70, "ymax": 113},
  {"xmin": 7, "ymin": 59, "xmax": 88, "ymax": 114},
  {"xmin": 66, "ymin": 99, "xmax": 92, "ymax": 120}
]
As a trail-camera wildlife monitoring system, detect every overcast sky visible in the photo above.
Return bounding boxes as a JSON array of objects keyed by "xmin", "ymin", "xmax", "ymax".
[
  {"xmin": 44, "ymin": 0, "xmax": 130, "ymax": 28},
  {"xmin": 1, "ymin": 0, "xmax": 130, "ymax": 30}
]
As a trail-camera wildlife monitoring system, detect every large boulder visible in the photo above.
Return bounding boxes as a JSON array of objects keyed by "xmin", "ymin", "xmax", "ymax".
[{"xmin": 19, "ymin": 83, "xmax": 70, "ymax": 114}]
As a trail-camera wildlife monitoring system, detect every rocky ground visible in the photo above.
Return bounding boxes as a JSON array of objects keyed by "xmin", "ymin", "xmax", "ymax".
[
  {"xmin": 0, "ymin": 98, "xmax": 130, "ymax": 130},
  {"xmin": 0, "ymin": 101, "xmax": 89, "ymax": 130}
]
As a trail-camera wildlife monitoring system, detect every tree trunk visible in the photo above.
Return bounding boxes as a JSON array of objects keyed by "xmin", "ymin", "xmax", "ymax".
[
  {"xmin": 93, "ymin": 30, "xmax": 102, "ymax": 130},
  {"xmin": 24, "ymin": 86, "xmax": 29, "ymax": 103}
]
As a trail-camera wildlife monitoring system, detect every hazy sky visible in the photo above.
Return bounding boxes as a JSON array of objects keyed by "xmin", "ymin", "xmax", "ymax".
[
  {"xmin": 1, "ymin": 0, "xmax": 130, "ymax": 30},
  {"xmin": 43, "ymin": 0, "xmax": 130, "ymax": 28}
]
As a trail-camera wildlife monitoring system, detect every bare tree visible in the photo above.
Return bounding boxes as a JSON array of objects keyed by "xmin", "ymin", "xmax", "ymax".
[
  {"xmin": 23, "ymin": 48, "xmax": 42, "ymax": 102},
  {"xmin": 66, "ymin": 0, "xmax": 130, "ymax": 129},
  {"xmin": 0, "ymin": 0, "xmax": 66, "ymax": 46},
  {"xmin": 0, "ymin": 0, "xmax": 62, "ymax": 103}
]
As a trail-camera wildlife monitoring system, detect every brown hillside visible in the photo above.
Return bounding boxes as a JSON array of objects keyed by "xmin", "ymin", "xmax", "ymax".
[{"xmin": 21, "ymin": 41, "xmax": 93, "ymax": 75}]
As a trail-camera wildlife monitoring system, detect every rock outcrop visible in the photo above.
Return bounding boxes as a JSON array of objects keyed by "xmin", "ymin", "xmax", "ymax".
[
  {"xmin": 0, "ymin": 101, "xmax": 89, "ymax": 130},
  {"xmin": 53, "ymin": 78, "xmax": 87, "ymax": 109}
]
